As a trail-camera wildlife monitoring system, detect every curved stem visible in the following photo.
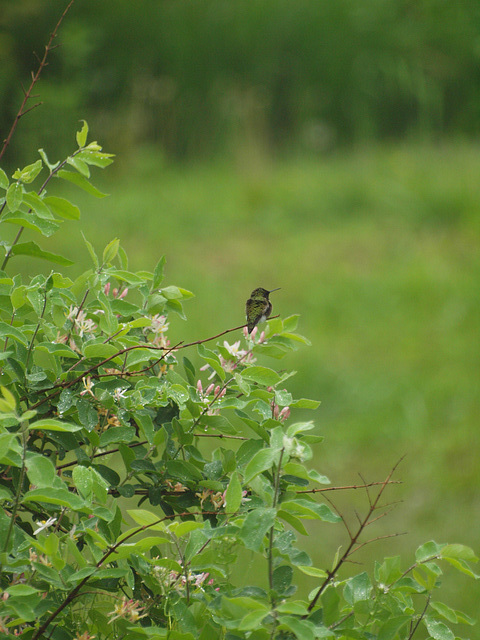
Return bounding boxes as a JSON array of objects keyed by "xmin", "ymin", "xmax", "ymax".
[{"xmin": 3, "ymin": 425, "xmax": 28, "ymax": 552}]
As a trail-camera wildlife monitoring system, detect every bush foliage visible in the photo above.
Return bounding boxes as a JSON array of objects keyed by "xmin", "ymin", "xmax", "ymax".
[{"xmin": 0, "ymin": 123, "xmax": 477, "ymax": 639}]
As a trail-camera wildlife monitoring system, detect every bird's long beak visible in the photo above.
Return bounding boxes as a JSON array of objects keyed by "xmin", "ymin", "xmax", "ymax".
[{"xmin": 268, "ymin": 288, "xmax": 281, "ymax": 293}]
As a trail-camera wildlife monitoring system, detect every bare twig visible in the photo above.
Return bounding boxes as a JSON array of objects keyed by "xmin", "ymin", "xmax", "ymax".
[
  {"xmin": 305, "ymin": 457, "xmax": 405, "ymax": 614},
  {"xmin": 296, "ymin": 480, "xmax": 401, "ymax": 494},
  {"xmin": 0, "ymin": 0, "xmax": 75, "ymax": 161},
  {"xmin": 407, "ymin": 595, "xmax": 431, "ymax": 640}
]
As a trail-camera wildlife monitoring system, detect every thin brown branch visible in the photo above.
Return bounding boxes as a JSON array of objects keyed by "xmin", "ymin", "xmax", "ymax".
[
  {"xmin": 193, "ymin": 432, "xmax": 248, "ymax": 440},
  {"xmin": 352, "ymin": 531, "xmax": 407, "ymax": 555},
  {"xmin": 296, "ymin": 480, "xmax": 401, "ymax": 494},
  {"xmin": 30, "ymin": 341, "xmax": 182, "ymax": 410},
  {"xmin": 56, "ymin": 440, "xmax": 148, "ymax": 470},
  {"xmin": 0, "ymin": 0, "xmax": 75, "ymax": 161},
  {"xmin": 407, "ymin": 595, "xmax": 431, "ymax": 640},
  {"xmin": 177, "ymin": 314, "xmax": 279, "ymax": 351},
  {"xmin": 305, "ymin": 457, "xmax": 404, "ymax": 615}
]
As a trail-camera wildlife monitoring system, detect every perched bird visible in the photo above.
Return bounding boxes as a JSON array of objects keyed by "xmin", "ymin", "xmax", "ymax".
[{"xmin": 245, "ymin": 287, "xmax": 280, "ymax": 333}]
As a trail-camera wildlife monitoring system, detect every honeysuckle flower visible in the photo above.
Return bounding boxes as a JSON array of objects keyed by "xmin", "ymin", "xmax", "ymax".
[
  {"xmin": 199, "ymin": 362, "xmax": 216, "ymax": 380},
  {"xmin": 108, "ymin": 598, "xmax": 145, "ymax": 624},
  {"xmin": 223, "ymin": 340, "xmax": 246, "ymax": 358},
  {"xmin": 33, "ymin": 517, "xmax": 57, "ymax": 535},
  {"xmin": 80, "ymin": 376, "xmax": 95, "ymax": 397},
  {"xmin": 147, "ymin": 314, "xmax": 169, "ymax": 334},
  {"xmin": 112, "ymin": 387, "xmax": 127, "ymax": 402},
  {"xmin": 279, "ymin": 406, "xmax": 290, "ymax": 421},
  {"xmin": 75, "ymin": 310, "xmax": 97, "ymax": 337}
]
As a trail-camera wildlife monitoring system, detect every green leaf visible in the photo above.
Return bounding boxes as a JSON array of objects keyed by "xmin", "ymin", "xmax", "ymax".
[
  {"xmin": 297, "ymin": 565, "xmax": 328, "ymax": 578},
  {"xmin": 244, "ymin": 447, "xmax": 276, "ymax": 484},
  {"xmin": 43, "ymin": 195, "xmax": 80, "ymax": 220},
  {"xmin": 68, "ymin": 155, "xmax": 91, "ymax": 176},
  {"xmin": 77, "ymin": 149, "xmax": 114, "ymax": 168},
  {"xmin": 23, "ymin": 191, "xmax": 53, "ymax": 218},
  {"xmin": 81, "ymin": 232, "xmax": 99, "ymax": 267},
  {"xmin": 36, "ymin": 342, "xmax": 78, "ymax": 359},
  {"xmin": 0, "ymin": 385, "xmax": 17, "ymax": 411},
  {"xmin": 225, "ymin": 472, "xmax": 242, "ymax": 512},
  {"xmin": 289, "ymin": 398, "xmax": 321, "ymax": 409},
  {"xmin": 424, "ymin": 617, "xmax": 455, "ymax": 640},
  {"xmin": 29, "ymin": 418, "xmax": 83, "ymax": 432},
  {"xmin": 278, "ymin": 616, "xmax": 315, "ymax": 640},
  {"xmin": 440, "ymin": 543, "xmax": 478, "ymax": 562},
  {"xmin": 12, "ymin": 159, "xmax": 43, "ymax": 184},
  {"xmin": 377, "ymin": 616, "xmax": 411, "ymax": 640},
  {"xmin": 276, "ymin": 601, "xmax": 309, "ymax": 615},
  {"xmin": 173, "ymin": 521, "xmax": 204, "ymax": 538},
  {"xmin": 441, "ymin": 556, "xmax": 480, "ymax": 578},
  {"xmin": 23, "ymin": 487, "xmax": 84, "ymax": 510},
  {"xmin": 83, "ymin": 343, "xmax": 120, "ymax": 359},
  {"xmin": 135, "ymin": 412, "xmax": 155, "ymax": 444},
  {"xmin": 26, "ymin": 453, "xmax": 56, "ymax": 488},
  {"xmin": 430, "ymin": 601, "xmax": 458, "ymax": 624},
  {"xmin": 109, "ymin": 269, "xmax": 145, "ymax": 285},
  {"xmin": 57, "ymin": 169, "xmax": 108, "ymax": 197},
  {"xmin": 2, "ymin": 210, "xmax": 60, "ymax": 237},
  {"xmin": 76, "ymin": 120, "xmax": 89, "ymax": 147},
  {"xmin": 153, "ymin": 256, "xmax": 166, "ymax": 289},
  {"xmin": 416, "ymin": 540, "xmax": 444, "ymax": 562},
  {"xmin": 6, "ymin": 182, "xmax": 23, "ymax": 211},
  {"xmin": 241, "ymin": 365, "xmax": 281, "ymax": 386},
  {"xmin": 6, "ymin": 585, "xmax": 40, "ymax": 596},
  {"xmin": 200, "ymin": 414, "xmax": 237, "ymax": 434},
  {"xmin": 103, "ymin": 237, "xmax": 120, "ymax": 264},
  {"xmin": 0, "ymin": 321, "xmax": 27, "ymax": 345},
  {"xmin": 279, "ymin": 499, "xmax": 341, "ymax": 522},
  {"xmin": 238, "ymin": 609, "xmax": 269, "ymax": 631},
  {"xmin": 286, "ymin": 421, "xmax": 315, "ymax": 437},
  {"xmin": 0, "ymin": 167, "xmax": 9, "ymax": 189},
  {"xmin": 73, "ymin": 465, "xmax": 93, "ymax": 500},
  {"xmin": 239, "ymin": 507, "xmax": 276, "ymax": 551},
  {"xmin": 11, "ymin": 241, "xmax": 73, "ymax": 265},
  {"xmin": 127, "ymin": 509, "xmax": 165, "ymax": 531},
  {"xmin": 273, "ymin": 565, "xmax": 293, "ymax": 594},
  {"xmin": 277, "ymin": 510, "xmax": 308, "ymax": 535},
  {"xmin": 343, "ymin": 572, "xmax": 372, "ymax": 604},
  {"xmin": 99, "ymin": 426, "xmax": 136, "ymax": 446},
  {"xmin": 38, "ymin": 148, "xmax": 60, "ymax": 172}
]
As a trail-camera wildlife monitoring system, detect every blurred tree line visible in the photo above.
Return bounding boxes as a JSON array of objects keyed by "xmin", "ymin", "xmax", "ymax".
[{"xmin": 2, "ymin": 0, "xmax": 480, "ymax": 164}]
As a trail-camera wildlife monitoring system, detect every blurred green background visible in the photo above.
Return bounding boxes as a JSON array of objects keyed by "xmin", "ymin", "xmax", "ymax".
[{"xmin": 2, "ymin": 0, "xmax": 480, "ymax": 629}]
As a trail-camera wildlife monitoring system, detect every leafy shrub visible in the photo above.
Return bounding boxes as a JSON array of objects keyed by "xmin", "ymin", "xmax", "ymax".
[{"xmin": 0, "ymin": 122, "xmax": 477, "ymax": 640}]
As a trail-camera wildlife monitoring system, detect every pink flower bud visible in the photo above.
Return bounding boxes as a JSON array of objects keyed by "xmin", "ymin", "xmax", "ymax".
[
  {"xmin": 196, "ymin": 380, "xmax": 203, "ymax": 394},
  {"xmin": 279, "ymin": 407, "xmax": 291, "ymax": 421},
  {"xmin": 243, "ymin": 326, "xmax": 249, "ymax": 338},
  {"xmin": 104, "ymin": 282, "xmax": 111, "ymax": 295},
  {"xmin": 251, "ymin": 326, "xmax": 258, "ymax": 339},
  {"xmin": 205, "ymin": 383, "xmax": 215, "ymax": 395},
  {"xmin": 259, "ymin": 331, "xmax": 266, "ymax": 343},
  {"xmin": 119, "ymin": 287, "xmax": 129, "ymax": 299}
]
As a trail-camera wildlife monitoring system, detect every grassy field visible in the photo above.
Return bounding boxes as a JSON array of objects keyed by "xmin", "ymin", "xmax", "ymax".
[{"xmin": 25, "ymin": 140, "xmax": 480, "ymax": 626}]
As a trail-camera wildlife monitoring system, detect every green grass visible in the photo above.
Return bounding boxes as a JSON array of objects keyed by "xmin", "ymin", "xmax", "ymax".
[{"xmin": 20, "ymin": 140, "xmax": 480, "ymax": 626}]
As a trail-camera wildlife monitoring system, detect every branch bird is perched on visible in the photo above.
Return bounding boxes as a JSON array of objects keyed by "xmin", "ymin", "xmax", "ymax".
[{"xmin": 245, "ymin": 287, "xmax": 280, "ymax": 334}]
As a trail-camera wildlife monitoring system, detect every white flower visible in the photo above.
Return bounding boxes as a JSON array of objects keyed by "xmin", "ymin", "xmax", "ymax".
[
  {"xmin": 223, "ymin": 340, "xmax": 246, "ymax": 358},
  {"xmin": 33, "ymin": 516, "xmax": 57, "ymax": 535},
  {"xmin": 113, "ymin": 387, "xmax": 127, "ymax": 402},
  {"xmin": 148, "ymin": 314, "xmax": 169, "ymax": 334}
]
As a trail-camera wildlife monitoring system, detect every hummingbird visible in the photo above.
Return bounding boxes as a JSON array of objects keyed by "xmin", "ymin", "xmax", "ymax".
[{"xmin": 245, "ymin": 287, "xmax": 280, "ymax": 334}]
